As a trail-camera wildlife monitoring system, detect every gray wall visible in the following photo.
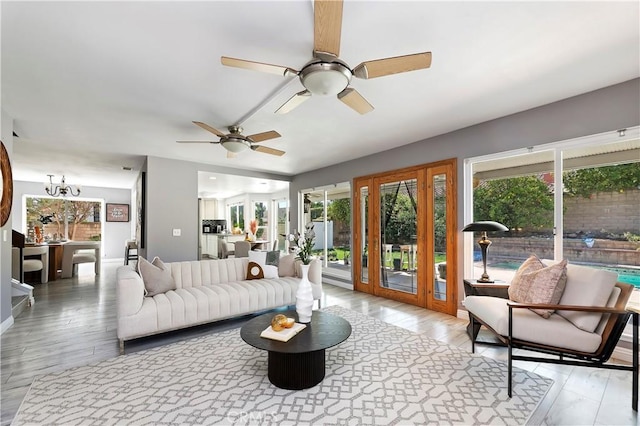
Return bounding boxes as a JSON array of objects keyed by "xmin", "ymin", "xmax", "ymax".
[
  {"xmin": 1, "ymin": 110, "xmax": 14, "ymax": 329},
  {"xmin": 11, "ymin": 181, "xmax": 133, "ymax": 259},
  {"xmin": 289, "ymin": 78, "xmax": 640, "ymax": 301},
  {"xmin": 144, "ymin": 156, "xmax": 291, "ymax": 262}
]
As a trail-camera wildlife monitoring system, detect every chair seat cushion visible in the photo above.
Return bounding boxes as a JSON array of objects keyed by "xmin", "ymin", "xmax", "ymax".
[
  {"xmin": 23, "ymin": 259, "xmax": 44, "ymax": 272},
  {"xmin": 465, "ymin": 295, "xmax": 602, "ymax": 353},
  {"xmin": 73, "ymin": 253, "xmax": 96, "ymax": 263}
]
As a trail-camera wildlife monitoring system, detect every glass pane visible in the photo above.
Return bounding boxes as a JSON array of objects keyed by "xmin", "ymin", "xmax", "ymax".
[
  {"xmin": 380, "ymin": 178, "xmax": 418, "ymax": 294},
  {"xmin": 26, "ymin": 197, "xmax": 101, "ymax": 242},
  {"xmin": 360, "ymin": 186, "xmax": 369, "ymax": 284},
  {"xmin": 277, "ymin": 200, "xmax": 288, "ymax": 253},
  {"xmin": 562, "ymin": 139, "xmax": 640, "ymax": 288},
  {"xmin": 254, "ymin": 201, "xmax": 267, "ymax": 240},
  {"xmin": 306, "ymin": 191, "xmax": 326, "ymax": 265},
  {"xmin": 238, "ymin": 205, "xmax": 244, "ymax": 231},
  {"xmin": 433, "ymin": 174, "xmax": 447, "ymax": 301},
  {"xmin": 471, "ymin": 150, "xmax": 555, "ymax": 282},
  {"xmin": 326, "ymin": 185, "xmax": 351, "ymax": 275}
]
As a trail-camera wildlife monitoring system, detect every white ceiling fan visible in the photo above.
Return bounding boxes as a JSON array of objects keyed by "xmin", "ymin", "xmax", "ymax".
[
  {"xmin": 177, "ymin": 121, "xmax": 284, "ymax": 158},
  {"xmin": 221, "ymin": 0, "xmax": 432, "ymax": 115}
]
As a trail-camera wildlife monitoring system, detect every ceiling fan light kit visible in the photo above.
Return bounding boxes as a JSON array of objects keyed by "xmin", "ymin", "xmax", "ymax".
[
  {"xmin": 299, "ymin": 60, "xmax": 351, "ymax": 96},
  {"xmin": 221, "ymin": 139, "xmax": 250, "ymax": 153}
]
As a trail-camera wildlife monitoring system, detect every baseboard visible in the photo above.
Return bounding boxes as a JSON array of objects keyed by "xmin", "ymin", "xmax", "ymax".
[
  {"xmin": 457, "ymin": 309, "xmax": 468, "ymax": 320},
  {"xmin": 322, "ymin": 276, "xmax": 353, "ymax": 290},
  {"xmin": 612, "ymin": 346, "xmax": 633, "ymax": 364},
  {"xmin": 1, "ymin": 315, "xmax": 14, "ymax": 334}
]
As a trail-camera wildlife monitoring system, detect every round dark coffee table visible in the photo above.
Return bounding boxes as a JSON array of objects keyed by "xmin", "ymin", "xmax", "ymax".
[{"xmin": 240, "ymin": 310, "xmax": 351, "ymax": 390}]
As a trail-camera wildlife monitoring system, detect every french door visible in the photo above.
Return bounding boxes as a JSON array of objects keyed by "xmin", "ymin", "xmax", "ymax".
[{"xmin": 353, "ymin": 159, "xmax": 457, "ymax": 315}]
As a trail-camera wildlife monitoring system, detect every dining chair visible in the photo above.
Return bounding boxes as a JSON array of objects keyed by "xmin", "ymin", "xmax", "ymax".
[{"xmin": 61, "ymin": 241, "xmax": 101, "ymax": 278}]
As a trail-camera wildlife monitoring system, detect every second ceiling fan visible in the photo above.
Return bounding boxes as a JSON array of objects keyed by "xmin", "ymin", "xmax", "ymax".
[
  {"xmin": 221, "ymin": 0, "xmax": 432, "ymax": 115},
  {"xmin": 177, "ymin": 121, "xmax": 284, "ymax": 158}
]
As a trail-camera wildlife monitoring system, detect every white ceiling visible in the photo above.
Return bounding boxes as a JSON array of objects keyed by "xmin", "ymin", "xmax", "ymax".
[
  {"xmin": 2, "ymin": 1, "xmax": 639, "ymax": 192},
  {"xmin": 198, "ymin": 171, "xmax": 289, "ymax": 199}
]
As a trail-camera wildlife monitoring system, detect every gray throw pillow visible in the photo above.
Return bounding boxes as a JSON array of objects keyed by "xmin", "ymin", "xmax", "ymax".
[
  {"xmin": 265, "ymin": 250, "xmax": 280, "ymax": 267},
  {"xmin": 137, "ymin": 256, "xmax": 176, "ymax": 297}
]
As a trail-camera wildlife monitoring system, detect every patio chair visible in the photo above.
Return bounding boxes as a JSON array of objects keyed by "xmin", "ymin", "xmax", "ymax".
[{"xmin": 465, "ymin": 260, "xmax": 638, "ymax": 411}]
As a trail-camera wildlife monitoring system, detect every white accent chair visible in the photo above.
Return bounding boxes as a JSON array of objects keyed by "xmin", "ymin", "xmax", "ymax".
[
  {"xmin": 61, "ymin": 241, "xmax": 101, "ymax": 278},
  {"xmin": 465, "ymin": 262, "xmax": 638, "ymax": 410},
  {"xmin": 12, "ymin": 246, "xmax": 49, "ymax": 284}
]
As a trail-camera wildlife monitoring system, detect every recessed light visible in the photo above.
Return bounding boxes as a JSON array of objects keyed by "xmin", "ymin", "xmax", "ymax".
[{"xmin": 209, "ymin": 176, "xmax": 217, "ymax": 180}]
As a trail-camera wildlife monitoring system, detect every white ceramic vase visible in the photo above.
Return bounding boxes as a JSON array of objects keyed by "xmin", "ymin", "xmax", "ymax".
[{"xmin": 296, "ymin": 263, "xmax": 314, "ymax": 323}]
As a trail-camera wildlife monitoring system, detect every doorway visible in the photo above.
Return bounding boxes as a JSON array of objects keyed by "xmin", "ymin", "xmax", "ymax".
[{"xmin": 353, "ymin": 159, "xmax": 457, "ymax": 315}]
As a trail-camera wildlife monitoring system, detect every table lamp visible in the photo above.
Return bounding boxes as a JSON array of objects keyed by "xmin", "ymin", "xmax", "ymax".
[{"xmin": 462, "ymin": 221, "xmax": 508, "ymax": 283}]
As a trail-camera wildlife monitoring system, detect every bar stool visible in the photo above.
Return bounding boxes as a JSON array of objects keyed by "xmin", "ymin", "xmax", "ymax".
[{"xmin": 125, "ymin": 240, "xmax": 138, "ymax": 265}]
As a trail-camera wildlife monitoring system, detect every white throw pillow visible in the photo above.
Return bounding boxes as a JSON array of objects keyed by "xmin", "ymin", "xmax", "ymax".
[
  {"xmin": 137, "ymin": 256, "xmax": 175, "ymax": 296},
  {"xmin": 248, "ymin": 251, "xmax": 279, "ymax": 279}
]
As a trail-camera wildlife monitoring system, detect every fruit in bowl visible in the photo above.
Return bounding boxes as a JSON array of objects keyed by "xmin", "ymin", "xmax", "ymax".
[{"xmin": 271, "ymin": 314, "xmax": 296, "ymax": 331}]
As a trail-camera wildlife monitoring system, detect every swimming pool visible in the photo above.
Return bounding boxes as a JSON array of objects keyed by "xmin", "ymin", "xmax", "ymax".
[{"xmin": 490, "ymin": 261, "xmax": 640, "ymax": 288}]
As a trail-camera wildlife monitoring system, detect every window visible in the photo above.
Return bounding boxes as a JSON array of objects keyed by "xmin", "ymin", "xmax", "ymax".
[
  {"xmin": 301, "ymin": 183, "xmax": 351, "ymax": 276},
  {"xmin": 25, "ymin": 197, "xmax": 102, "ymax": 242},
  {"xmin": 465, "ymin": 127, "xmax": 640, "ymax": 288},
  {"xmin": 228, "ymin": 203, "xmax": 244, "ymax": 233},
  {"xmin": 253, "ymin": 201, "xmax": 268, "ymax": 240}
]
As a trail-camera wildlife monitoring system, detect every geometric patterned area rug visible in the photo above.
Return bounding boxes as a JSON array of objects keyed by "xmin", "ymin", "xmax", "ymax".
[{"xmin": 13, "ymin": 305, "xmax": 552, "ymax": 425}]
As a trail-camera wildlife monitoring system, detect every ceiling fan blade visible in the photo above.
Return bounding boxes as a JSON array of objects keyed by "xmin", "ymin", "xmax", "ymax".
[
  {"xmin": 338, "ymin": 88, "xmax": 374, "ymax": 115},
  {"xmin": 352, "ymin": 52, "xmax": 432, "ymax": 79},
  {"xmin": 275, "ymin": 90, "xmax": 312, "ymax": 114},
  {"xmin": 246, "ymin": 130, "xmax": 281, "ymax": 143},
  {"xmin": 221, "ymin": 56, "xmax": 294, "ymax": 76},
  {"xmin": 192, "ymin": 121, "xmax": 226, "ymax": 137},
  {"xmin": 177, "ymin": 140, "xmax": 219, "ymax": 144},
  {"xmin": 314, "ymin": 0, "xmax": 343, "ymax": 57},
  {"xmin": 227, "ymin": 151, "xmax": 238, "ymax": 159},
  {"xmin": 252, "ymin": 145, "xmax": 286, "ymax": 157}
]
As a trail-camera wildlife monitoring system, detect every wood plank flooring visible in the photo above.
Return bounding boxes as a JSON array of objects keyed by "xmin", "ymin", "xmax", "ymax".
[{"xmin": 1, "ymin": 260, "xmax": 638, "ymax": 425}]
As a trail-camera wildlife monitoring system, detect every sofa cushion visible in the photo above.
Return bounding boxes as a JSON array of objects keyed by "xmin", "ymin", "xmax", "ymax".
[
  {"xmin": 508, "ymin": 255, "xmax": 567, "ymax": 318},
  {"xmin": 137, "ymin": 256, "xmax": 176, "ymax": 296},
  {"xmin": 246, "ymin": 261, "xmax": 265, "ymax": 280},
  {"xmin": 542, "ymin": 259, "xmax": 617, "ymax": 332},
  {"xmin": 464, "ymin": 296, "xmax": 602, "ymax": 353},
  {"xmin": 248, "ymin": 251, "xmax": 279, "ymax": 279}
]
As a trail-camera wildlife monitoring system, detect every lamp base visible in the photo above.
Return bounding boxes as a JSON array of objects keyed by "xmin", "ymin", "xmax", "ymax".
[{"xmin": 476, "ymin": 277, "xmax": 495, "ymax": 283}]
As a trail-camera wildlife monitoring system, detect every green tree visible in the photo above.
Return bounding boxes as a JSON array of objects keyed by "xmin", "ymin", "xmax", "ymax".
[
  {"xmin": 327, "ymin": 198, "xmax": 350, "ymax": 224},
  {"xmin": 473, "ymin": 176, "xmax": 553, "ymax": 232},
  {"xmin": 563, "ymin": 163, "xmax": 640, "ymax": 198},
  {"xmin": 26, "ymin": 197, "xmax": 99, "ymax": 240},
  {"xmin": 381, "ymin": 193, "xmax": 416, "ymax": 244}
]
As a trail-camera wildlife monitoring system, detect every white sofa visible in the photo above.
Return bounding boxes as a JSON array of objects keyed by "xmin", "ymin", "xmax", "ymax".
[{"xmin": 116, "ymin": 256, "xmax": 322, "ymax": 351}]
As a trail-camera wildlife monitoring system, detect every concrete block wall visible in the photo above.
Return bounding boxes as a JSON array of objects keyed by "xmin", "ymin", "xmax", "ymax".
[{"xmin": 563, "ymin": 189, "xmax": 640, "ymax": 235}]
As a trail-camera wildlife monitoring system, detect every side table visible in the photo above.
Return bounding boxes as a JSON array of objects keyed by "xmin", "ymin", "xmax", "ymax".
[{"xmin": 463, "ymin": 278, "xmax": 510, "ymax": 341}]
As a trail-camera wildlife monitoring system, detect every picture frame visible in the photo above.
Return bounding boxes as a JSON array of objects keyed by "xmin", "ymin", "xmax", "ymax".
[{"xmin": 106, "ymin": 203, "xmax": 130, "ymax": 222}]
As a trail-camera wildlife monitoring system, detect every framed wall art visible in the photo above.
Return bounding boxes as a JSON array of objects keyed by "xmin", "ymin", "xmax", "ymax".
[{"xmin": 106, "ymin": 203, "xmax": 130, "ymax": 222}]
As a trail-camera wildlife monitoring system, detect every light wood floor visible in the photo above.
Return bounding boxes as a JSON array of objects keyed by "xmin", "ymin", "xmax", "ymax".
[{"xmin": 1, "ymin": 260, "xmax": 637, "ymax": 425}]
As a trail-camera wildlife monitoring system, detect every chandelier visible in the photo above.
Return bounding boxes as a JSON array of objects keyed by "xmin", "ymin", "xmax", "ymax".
[{"xmin": 45, "ymin": 174, "xmax": 81, "ymax": 197}]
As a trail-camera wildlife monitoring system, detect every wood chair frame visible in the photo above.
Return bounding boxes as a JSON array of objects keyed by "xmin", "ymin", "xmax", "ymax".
[{"xmin": 470, "ymin": 282, "xmax": 638, "ymax": 411}]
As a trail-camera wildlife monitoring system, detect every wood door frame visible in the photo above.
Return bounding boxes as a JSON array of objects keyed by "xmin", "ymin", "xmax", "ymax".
[{"xmin": 353, "ymin": 158, "xmax": 458, "ymax": 315}]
